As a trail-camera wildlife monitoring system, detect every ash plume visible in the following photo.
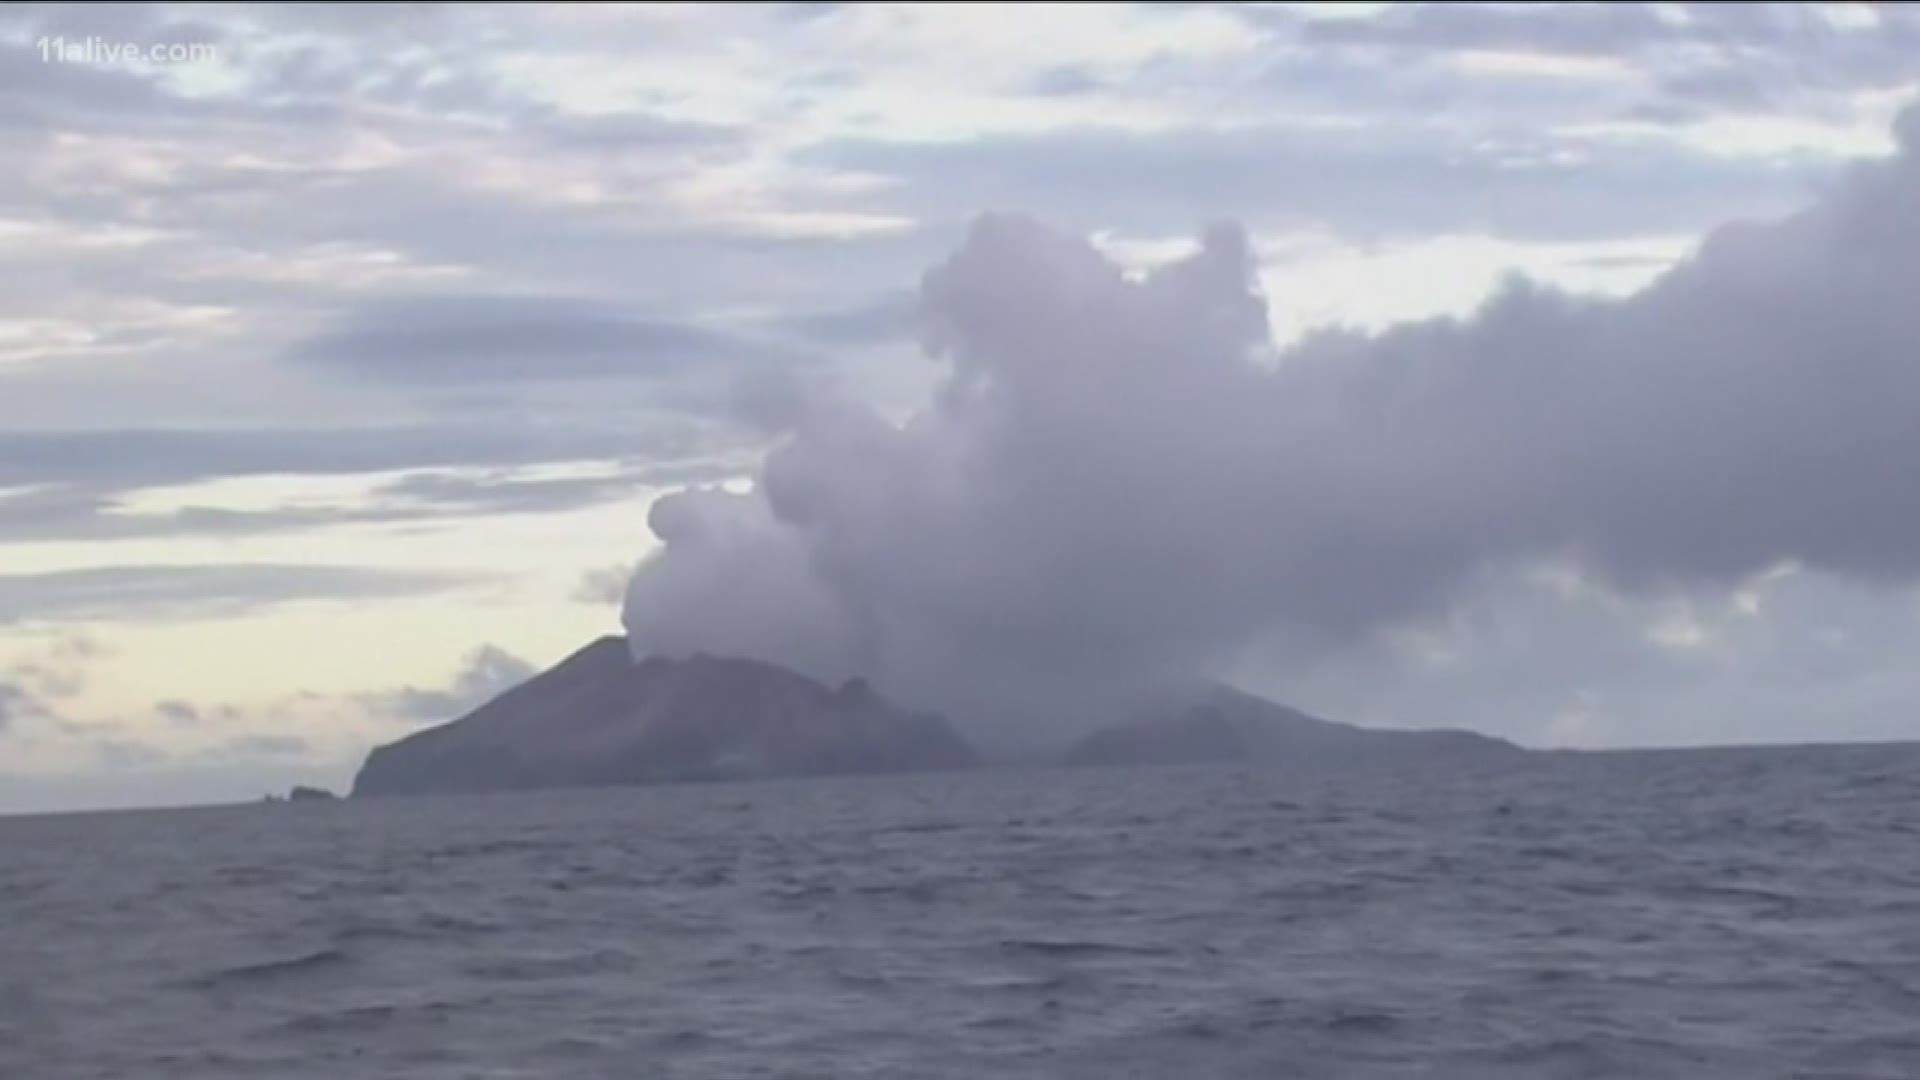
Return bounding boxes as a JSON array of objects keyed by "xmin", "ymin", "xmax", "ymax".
[{"xmin": 624, "ymin": 106, "xmax": 1920, "ymax": 738}]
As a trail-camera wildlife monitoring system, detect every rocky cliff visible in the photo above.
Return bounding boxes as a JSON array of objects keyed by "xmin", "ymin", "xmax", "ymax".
[{"xmin": 353, "ymin": 638, "xmax": 979, "ymax": 796}]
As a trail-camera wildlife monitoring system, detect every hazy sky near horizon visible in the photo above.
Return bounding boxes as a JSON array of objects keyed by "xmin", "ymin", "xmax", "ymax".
[{"xmin": 4, "ymin": 2, "xmax": 1920, "ymax": 812}]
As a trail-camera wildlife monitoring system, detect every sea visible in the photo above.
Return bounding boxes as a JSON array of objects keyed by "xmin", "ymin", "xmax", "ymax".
[{"xmin": 4, "ymin": 745, "xmax": 1919, "ymax": 1079}]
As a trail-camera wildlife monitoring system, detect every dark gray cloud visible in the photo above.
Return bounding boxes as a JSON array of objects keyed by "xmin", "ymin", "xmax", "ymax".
[
  {"xmin": 372, "ymin": 463, "xmax": 725, "ymax": 512},
  {"xmin": 529, "ymin": 109, "xmax": 740, "ymax": 153},
  {"xmin": 289, "ymin": 294, "xmax": 815, "ymax": 385},
  {"xmin": 622, "ymin": 106, "xmax": 1920, "ymax": 741},
  {"xmin": 155, "ymin": 699, "xmax": 202, "ymax": 727},
  {"xmin": 0, "ymin": 458, "xmax": 737, "ymax": 543},
  {"xmin": 0, "ymin": 500, "xmax": 423, "ymax": 543},
  {"xmin": 0, "ymin": 423, "xmax": 701, "ymax": 490},
  {"xmin": 149, "ymin": 697, "xmax": 243, "ymax": 730},
  {"xmin": 0, "ymin": 564, "xmax": 483, "ymax": 626},
  {"xmin": 361, "ymin": 643, "xmax": 537, "ymax": 724},
  {"xmin": 1027, "ymin": 66, "xmax": 1110, "ymax": 98}
]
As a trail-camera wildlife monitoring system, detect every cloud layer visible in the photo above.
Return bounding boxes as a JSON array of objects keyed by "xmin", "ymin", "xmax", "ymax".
[
  {"xmin": 5, "ymin": 4, "xmax": 1920, "ymax": 806},
  {"xmin": 362, "ymin": 644, "xmax": 539, "ymax": 724},
  {"xmin": 623, "ymin": 106, "xmax": 1920, "ymax": 738}
]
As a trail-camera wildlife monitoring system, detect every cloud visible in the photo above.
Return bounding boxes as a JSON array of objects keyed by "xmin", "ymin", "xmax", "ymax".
[
  {"xmin": 0, "ymin": 459, "xmax": 738, "ymax": 544},
  {"xmin": 1289, "ymin": 2, "xmax": 1681, "ymax": 57},
  {"xmin": 1234, "ymin": 563, "xmax": 1920, "ymax": 748},
  {"xmin": 289, "ymin": 294, "xmax": 816, "ymax": 384},
  {"xmin": 0, "ymin": 681, "xmax": 56, "ymax": 734},
  {"xmin": 808, "ymin": 118, "xmax": 1832, "ymax": 243},
  {"xmin": 11, "ymin": 1, "xmax": 1891, "ymax": 563},
  {"xmin": 621, "ymin": 106, "xmax": 1920, "ymax": 740},
  {"xmin": 3, "ymin": 632, "xmax": 104, "ymax": 701},
  {"xmin": 67, "ymin": 725, "xmax": 302, "ymax": 777},
  {"xmin": 1292, "ymin": 3, "xmax": 1920, "ymax": 87},
  {"xmin": 154, "ymin": 698, "xmax": 256, "ymax": 730},
  {"xmin": 0, "ymin": 424, "xmax": 697, "ymax": 491},
  {"xmin": 155, "ymin": 699, "xmax": 202, "ymax": 727},
  {"xmin": 222, "ymin": 734, "xmax": 311, "ymax": 759},
  {"xmin": 574, "ymin": 565, "xmax": 633, "ymax": 606},
  {"xmin": 0, "ymin": 425, "xmax": 743, "ymax": 545},
  {"xmin": 0, "ymin": 634, "xmax": 102, "ymax": 738},
  {"xmin": 0, "ymin": 564, "xmax": 484, "ymax": 626},
  {"xmin": 769, "ymin": 291, "xmax": 920, "ymax": 347},
  {"xmin": 1026, "ymin": 66, "xmax": 1111, "ymax": 98},
  {"xmin": 1268, "ymin": 4, "xmax": 1920, "ymax": 143},
  {"xmin": 92, "ymin": 737, "xmax": 167, "ymax": 771},
  {"xmin": 372, "ymin": 463, "xmax": 724, "ymax": 514},
  {"xmin": 361, "ymin": 643, "xmax": 538, "ymax": 724},
  {"xmin": 791, "ymin": 6, "xmax": 1913, "ymax": 247},
  {"xmin": 3, "ymin": 0, "xmax": 1918, "ymax": 786}
]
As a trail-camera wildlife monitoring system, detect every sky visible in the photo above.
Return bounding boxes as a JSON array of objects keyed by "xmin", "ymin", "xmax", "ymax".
[{"xmin": 3, "ymin": 2, "xmax": 1919, "ymax": 813}]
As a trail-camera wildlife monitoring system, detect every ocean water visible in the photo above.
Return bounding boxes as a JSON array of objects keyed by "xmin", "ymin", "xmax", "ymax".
[{"xmin": 5, "ymin": 746, "xmax": 1920, "ymax": 1079}]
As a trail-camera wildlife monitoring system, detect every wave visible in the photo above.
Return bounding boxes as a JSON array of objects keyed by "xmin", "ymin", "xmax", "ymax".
[
  {"xmin": 998, "ymin": 938, "xmax": 1172, "ymax": 959},
  {"xmin": 184, "ymin": 947, "xmax": 351, "ymax": 990}
]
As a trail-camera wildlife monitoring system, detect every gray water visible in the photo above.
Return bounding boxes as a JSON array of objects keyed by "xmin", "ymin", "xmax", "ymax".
[{"xmin": 5, "ymin": 747, "xmax": 1920, "ymax": 1079}]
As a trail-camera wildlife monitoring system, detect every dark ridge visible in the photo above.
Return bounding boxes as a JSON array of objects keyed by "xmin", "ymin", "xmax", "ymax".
[
  {"xmin": 353, "ymin": 638, "xmax": 978, "ymax": 797},
  {"xmin": 1064, "ymin": 684, "xmax": 1524, "ymax": 768}
]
